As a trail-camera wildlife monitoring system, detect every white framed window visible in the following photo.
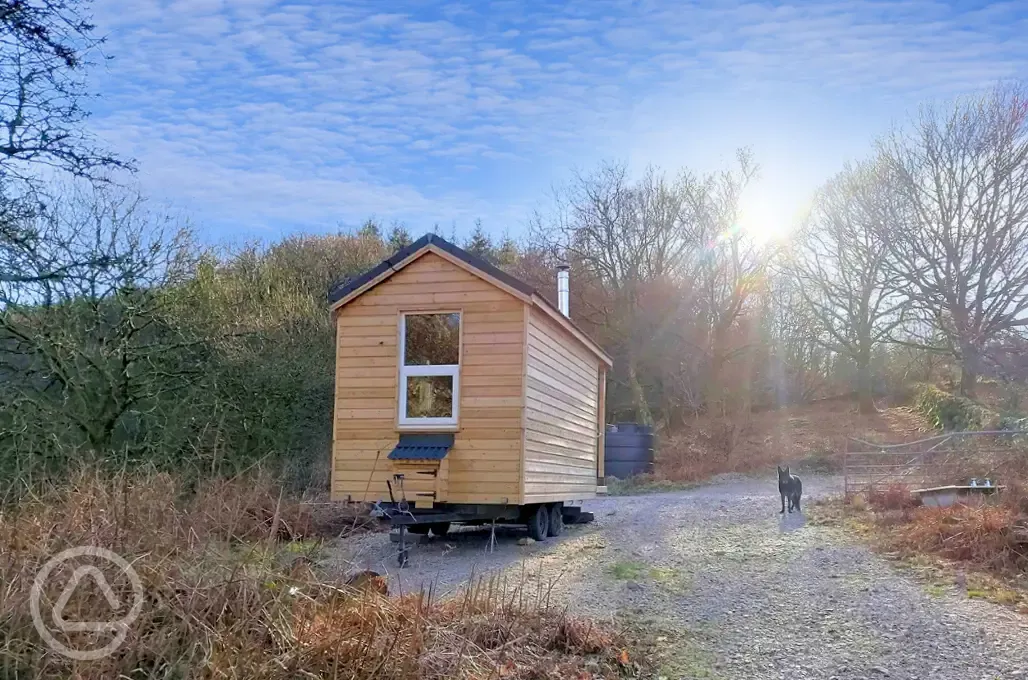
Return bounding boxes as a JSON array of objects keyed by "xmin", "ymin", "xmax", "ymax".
[{"xmin": 398, "ymin": 312, "xmax": 461, "ymax": 428}]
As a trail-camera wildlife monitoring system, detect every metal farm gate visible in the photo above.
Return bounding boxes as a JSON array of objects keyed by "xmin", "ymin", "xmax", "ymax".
[{"xmin": 843, "ymin": 431, "xmax": 1028, "ymax": 495}]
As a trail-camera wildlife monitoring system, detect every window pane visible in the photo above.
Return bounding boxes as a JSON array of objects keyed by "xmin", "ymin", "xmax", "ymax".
[
  {"xmin": 405, "ymin": 375, "xmax": 454, "ymax": 419},
  {"xmin": 404, "ymin": 313, "xmax": 460, "ymax": 366}
]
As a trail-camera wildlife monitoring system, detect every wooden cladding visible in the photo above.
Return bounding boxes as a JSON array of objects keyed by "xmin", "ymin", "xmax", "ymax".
[
  {"xmin": 332, "ymin": 252, "xmax": 524, "ymax": 504},
  {"xmin": 522, "ymin": 309, "xmax": 601, "ymax": 503},
  {"xmin": 331, "ymin": 248, "xmax": 604, "ymax": 507}
]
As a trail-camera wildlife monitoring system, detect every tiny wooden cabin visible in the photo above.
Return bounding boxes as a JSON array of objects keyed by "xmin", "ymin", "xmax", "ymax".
[{"xmin": 329, "ymin": 233, "xmax": 612, "ymax": 541}]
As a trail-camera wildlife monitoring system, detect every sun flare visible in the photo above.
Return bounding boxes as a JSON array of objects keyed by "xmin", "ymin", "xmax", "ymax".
[{"xmin": 736, "ymin": 183, "xmax": 806, "ymax": 245}]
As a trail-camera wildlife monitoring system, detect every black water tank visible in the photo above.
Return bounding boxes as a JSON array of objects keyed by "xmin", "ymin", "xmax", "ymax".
[{"xmin": 604, "ymin": 423, "xmax": 655, "ymax": 479}]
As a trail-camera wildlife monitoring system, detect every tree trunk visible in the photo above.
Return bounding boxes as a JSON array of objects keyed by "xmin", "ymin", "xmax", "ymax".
[
  {"xmin": 959, "ymin": 364, "xmax": 978, "ymax": 398},
  {"xmin": 856, "ymin": 356, "xmax": 875, "ymax": 414},
  {"xmin": 959, "ymin": 343, "xmax": 980, "ymax": 398},
  {"xmin": 626, "ymin": 352, "xmax": 653, "ymax": 426},
  {"xmin": 706, "ymin": 326, "xmax": 729, "ymax": 416}
]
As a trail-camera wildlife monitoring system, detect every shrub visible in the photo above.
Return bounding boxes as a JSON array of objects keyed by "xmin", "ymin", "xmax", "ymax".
[{"xmin": 915, "ymin": 385, "xmax": 989, "ymax": 431}]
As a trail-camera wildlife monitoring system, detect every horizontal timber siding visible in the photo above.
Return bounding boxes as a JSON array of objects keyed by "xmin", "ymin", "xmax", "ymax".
[
  {"xmin": 522, "ymin": 308, "xmax": 601, "ymax": 503},
  {"xmin": 332, "ymin": 252, "xmax": 524, "ymax": 504}
]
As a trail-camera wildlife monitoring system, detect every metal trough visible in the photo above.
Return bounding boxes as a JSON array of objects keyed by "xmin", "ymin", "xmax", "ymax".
[{"xmin": 913, "ymin": 485, "xmax": 1004, "ymax": 508}]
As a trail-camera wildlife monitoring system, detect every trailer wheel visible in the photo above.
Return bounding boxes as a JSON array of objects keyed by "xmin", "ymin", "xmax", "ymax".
[
  {"xmin": 407, "ymin": 524, "xmax": 431, "ymax": 535},
  {"xmin": 526, "ymin": 504, "xmax": 549, "ymax": 541},
  {"xmin": 547, "ymin": 503, "xmax": 564, "ymax": 537},
  {"xmin": 430, "ymin": 522, "xmax": 450, "ymax": 537}
]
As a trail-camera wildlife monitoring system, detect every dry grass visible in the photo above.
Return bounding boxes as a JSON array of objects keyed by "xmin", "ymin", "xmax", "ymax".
[
  {"xmin": 653, "ymin": 402, "xmax": 932, "ymax": 483},
  {"xmin": 812, "ymin": 483, "xmax": 1028, "ymax": 611},
  {"xmin": 867, "ymin": 484, "xmax": 922, "ymax": 512},
  {"xmin": 854, "ymin": 452, "xmax": 1028, "ymax": 576},
  {"xmin": 837, "ymin": 483, "xmax": 1028, "ymax": 574},
  {"xmin": 0, "ymin": 469, "xmax": 636, "ymax": 679},
  {"xmin": 886, "ymin": 503, "xmax": 1028, "ymax": 574}
]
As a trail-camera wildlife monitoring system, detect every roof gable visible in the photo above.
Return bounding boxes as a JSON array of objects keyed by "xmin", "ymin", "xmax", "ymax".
[
  {"xmin": 329, "ymin": 234, "xmax": 532, "ymax": 308},
  {"xmin": 329, "ymin": 234, "xmax": 613, "ymax": 367}
]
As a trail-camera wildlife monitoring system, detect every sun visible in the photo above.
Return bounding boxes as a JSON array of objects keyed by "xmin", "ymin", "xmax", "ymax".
[{"xmin": 735, "ymin": 182, "xmax": 805, "ymax": 245}]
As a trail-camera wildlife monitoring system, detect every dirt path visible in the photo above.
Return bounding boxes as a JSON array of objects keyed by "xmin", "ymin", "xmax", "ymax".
[{"xmin": 327, "ymin": 475, "xmax": 1028, "ymax": 679}]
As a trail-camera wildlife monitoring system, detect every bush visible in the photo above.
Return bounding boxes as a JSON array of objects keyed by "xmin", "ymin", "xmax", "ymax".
[{"xmin": 915, "ymin": 385, "xmax": 989, "ymax": 431}]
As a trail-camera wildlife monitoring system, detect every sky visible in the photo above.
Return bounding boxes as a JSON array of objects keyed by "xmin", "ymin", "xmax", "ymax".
[{"xmin": 87, "ymin": 0, "xmax": 1028, "ymax": 245}]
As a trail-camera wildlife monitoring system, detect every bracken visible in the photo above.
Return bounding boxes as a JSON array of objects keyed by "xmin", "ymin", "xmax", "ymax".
[{"xmin": 0, "ymin": 467, "xmax": 636, "ymax": 679}]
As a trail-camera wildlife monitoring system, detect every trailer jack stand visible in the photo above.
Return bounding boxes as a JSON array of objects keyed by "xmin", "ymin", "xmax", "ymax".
[
  {"xmin": 397, "ymin": 524, "xmax": 409, "ymax": 568},
  {"xmin": 488, "ymin": 518, "xmax": 497, "ymax": 553}
]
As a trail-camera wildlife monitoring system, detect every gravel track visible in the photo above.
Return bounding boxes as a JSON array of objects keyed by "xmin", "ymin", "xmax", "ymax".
[{"xmin": 326, "ymin": 474, "xmax": 1028, "ymax": 679}]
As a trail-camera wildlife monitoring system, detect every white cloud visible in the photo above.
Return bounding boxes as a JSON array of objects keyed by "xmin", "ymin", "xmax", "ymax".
[{"xmin": 88, "ymin": 0, "xmax": 1028, "ymax": 239}]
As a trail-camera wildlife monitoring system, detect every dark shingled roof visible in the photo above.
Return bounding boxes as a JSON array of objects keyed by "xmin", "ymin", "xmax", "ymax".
[
  {"xmin": 387, "ymin": 433, "xmax": 455, "ymax": 460},
  {"xmin": 328, "ymin": 233, "xmax": 535, "ymax": 306}
]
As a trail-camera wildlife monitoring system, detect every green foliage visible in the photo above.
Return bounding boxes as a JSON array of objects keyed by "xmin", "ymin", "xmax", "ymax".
[
  {"xmin": 387, "ymin": 224, "xmax": 413, "ymax": 251},
  {"xmin": 914, "ymin": 385, "xmax": 989, "ymax": 431},
  {"xmin": 0, "ymin": 196, "xmax": 391, "ymax": 494},
  {"xmin": 465, "ymin": 219, "xmax": 503, "ymax": 263},
  {"xmin": 608, "ymin": 560, "xmax": 647, "ymax": 580}
]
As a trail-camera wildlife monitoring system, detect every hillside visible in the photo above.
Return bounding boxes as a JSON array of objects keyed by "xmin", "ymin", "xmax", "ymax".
[{"xmin": 654, "ymin": 401, "xmax": 935, "ymax": 482}]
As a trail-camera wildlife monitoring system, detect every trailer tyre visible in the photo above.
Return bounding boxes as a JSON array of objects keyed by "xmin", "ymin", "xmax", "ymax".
[
  {"xmin": 526, "ymin": 505, "xmax": 549, "ymax": 541},
  {"xmin": 407, "ymin": 524, "xmax": 431, "ymax": 535},
  {"xmin": 430, "ymin": 522, "xmax": 450, "ymax": 537},
  {"xmin": 547, "ymin": 503, "xmax": 564, "ymax": 537}
]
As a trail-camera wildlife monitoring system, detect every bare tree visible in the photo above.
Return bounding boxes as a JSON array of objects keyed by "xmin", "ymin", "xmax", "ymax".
[
  {"xmin": 0, "ymin": 184, "xmax": 191, "ymax": 301},
  {"xmin": 790, "ymin": 160, "xmax": 908, "ymax": 412},
  {"xmin": 532, "ymin": 162, "xmax": 693, "ymax": 424},
  {"xmin": 0, "ymin": 1, "xmax": 132, "ymax": 294},
  {"xmin": 0, "ymin": 185, "xmax": 197, "ymax": 459},
  {"xmin": 879, "ymin": 85, "xmax": 1028, "ymax": 396},
  {"xmin": 758, "ymin": 270, "xmax": 833, "ymax": 406},
  {"xmin": 681, "ymin": 149, "xmax": 762, "ymax": 413},
  {"xmin": 531, "ymin": 153, "xmax": 760, "ymax": 425},
  {"xmin": 0, "ymin": 0, "xmax": 128, "ymax": 179}
]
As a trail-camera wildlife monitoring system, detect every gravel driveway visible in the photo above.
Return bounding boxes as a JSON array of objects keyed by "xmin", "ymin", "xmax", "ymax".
[{"xmin": 325, "ymin": 474, "xmax": 1028, "ymax": 679}]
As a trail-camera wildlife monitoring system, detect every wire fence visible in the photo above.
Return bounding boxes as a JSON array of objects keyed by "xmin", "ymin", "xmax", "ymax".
[{"xmin": 844, "ymin": 430, "xmax": 1028, "ymax": 494}]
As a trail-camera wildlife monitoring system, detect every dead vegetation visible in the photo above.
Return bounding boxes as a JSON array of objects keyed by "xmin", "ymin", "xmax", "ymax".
[
  {"xmin": 649, "ymin": 401, "xmax": 932, "ymax": 484},
  {"xmin": 812, "ymin": 482, "xmax": 1028, "ymax": 613},
  {"xmin": 0, "ymin": 469, "xmax": 638, "ymax": 679},
  {"xmin": 890, "ymin": 504, "xmax": 1028, "ymax": 572}
]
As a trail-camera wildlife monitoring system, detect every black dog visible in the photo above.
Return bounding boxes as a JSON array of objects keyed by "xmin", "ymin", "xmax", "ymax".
[{"xmin": 777, "ymin": 465, "xmax": 802, "ymax": 514}]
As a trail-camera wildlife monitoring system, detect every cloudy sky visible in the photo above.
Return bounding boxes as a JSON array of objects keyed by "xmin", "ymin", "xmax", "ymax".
[{"xmin": 88, "ymin": 0, "xmax": 1028, "ymax": 243}]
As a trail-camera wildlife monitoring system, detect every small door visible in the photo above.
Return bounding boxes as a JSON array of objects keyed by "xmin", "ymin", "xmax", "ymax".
[
  {"xmin": 391, "ymin": 461, "xmax": 441, "ymax": 508},
  {"xmin": 387, "ymin": 433, "xmax": 454, "ymax": 507}
]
